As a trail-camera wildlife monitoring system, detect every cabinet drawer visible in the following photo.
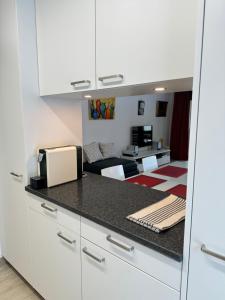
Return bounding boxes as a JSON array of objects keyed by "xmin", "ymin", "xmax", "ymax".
[
  {"xmin": 81, "ymin": 217, "xmax": 181, "ymax": 291},
  {"xmin": 27, "ymin": 193, "xmax": 80, "ymax": 234},
  {"xmin": 82, "ymin": 238, "xmax": 180, "ymax": 300}
]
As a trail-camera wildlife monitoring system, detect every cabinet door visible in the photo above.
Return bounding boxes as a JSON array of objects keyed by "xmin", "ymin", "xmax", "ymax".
[
  {"xmin": 36, "ymin": 0, "xmax": 95, "ymax": 95},
  {"xmin": 186, "ymin": 1, "xmax": 225, "ymax": 299},
  {"xmin": 0, "ymin": 0, "xmax": 29, "ymax": 280},
  {"xmin": 28, "ymin": 208, "xmax": 81, "ymax": 300},
  {"xmin": 81, "ymin": 238, "xmax": 179, "ymax": 300},
  {"xmin": 96, "ymin": 0, "xmax": 197, "ymax": 89},
  {"xmin": 28, "ymin": 208, "xmax": 52, "ymax": 298}
]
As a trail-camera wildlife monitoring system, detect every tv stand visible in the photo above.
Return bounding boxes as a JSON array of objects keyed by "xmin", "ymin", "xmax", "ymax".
[{"xmin": 121, "ymin": 148, "xmax": 171, "ymax": 166}]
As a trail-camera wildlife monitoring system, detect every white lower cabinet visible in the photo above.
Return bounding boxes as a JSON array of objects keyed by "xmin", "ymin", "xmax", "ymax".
[
  {"xmin": 28, "ymin": 207, "xmax": 81, "ymax": 300},
  {"xmin": 81, "ymin": 217, "xmax": 181, "ymax": 291},
  {"xmin": 27, "ymin": 196, "xmax": 180, "ymax": 300},
  {"xmin": 81, "ymin": 238, "xmax": 179, "ymax": 300}
]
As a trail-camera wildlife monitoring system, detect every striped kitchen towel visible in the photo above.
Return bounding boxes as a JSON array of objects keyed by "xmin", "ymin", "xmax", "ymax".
[{"xmin": 127, "ymin": 195, "xmax": 186, "ymax": 233}]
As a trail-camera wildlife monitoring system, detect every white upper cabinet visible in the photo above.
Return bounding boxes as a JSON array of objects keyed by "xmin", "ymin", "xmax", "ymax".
[
  {"xmin": 36, "ymin": 0, "xmax": 95, "ymax": 96},
  {"xmin": 36, "ymin": 0, "xmax": 197, "ymax": 96},
  {"xmin": 96, "ymin": 0, "xmax": 197, "ymax": 89}
]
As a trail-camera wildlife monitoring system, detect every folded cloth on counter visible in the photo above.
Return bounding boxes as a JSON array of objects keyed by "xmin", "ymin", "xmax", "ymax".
[{"xmin": 127, "ymin": 194, "xmax": 186, "ymax": 233}]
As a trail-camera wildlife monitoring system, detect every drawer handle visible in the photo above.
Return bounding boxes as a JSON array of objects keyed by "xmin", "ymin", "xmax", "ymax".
[
  {"xmin": 106, "ymin": 235, "xmax": 134, "ymax": 252},
  {"xmin": 201, "ymin": 244, "xmax": 225, "ymax": 262},
  {"xmin": 57, "ymin": 232, "xmax": 76, "ymax": 245},
  {"xmin": 41, "ymin": 203, "xmax": 57, "ymax": 213},
  {"xmin": 98, "ymin": 74, "xmax": 124, "ymax": 84},
  {"xmin": 10, "ymin": 172, "xmax": 23, "ymax": 178},
  {"xmin": 82, "ymin": 247, "xmax": 105, "ymax": 263},
  {"xmin": 70, "ymin": 80, "xmax": 91, "ymax": 87}
]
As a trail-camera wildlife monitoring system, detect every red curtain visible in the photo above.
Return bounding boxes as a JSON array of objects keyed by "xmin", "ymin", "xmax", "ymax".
[{"xmin": 170, "ymin": 91, "xmax": 192, "ymax": 160}]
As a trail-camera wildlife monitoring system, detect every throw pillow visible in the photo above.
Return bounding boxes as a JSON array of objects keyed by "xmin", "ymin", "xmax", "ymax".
[
  {"xmin": 99, "ymin": 143, "xmax": 116, "ymax": 159},
  {"xmin": 83, "ymin": 142, "xmax": 103, "ymax": 164}
]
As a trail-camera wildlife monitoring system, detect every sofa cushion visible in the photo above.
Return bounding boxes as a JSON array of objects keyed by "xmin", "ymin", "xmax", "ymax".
[
  {"xmin": 83, "ymin": 142, "xmax": 103, "ymax": 164},
  {"xmin": 83, "ymin": 157, "xmax": 139, "ymax": 178},
  {"xmin": 99, "ymin": 143, "xmax": 116, "ymax": 159}
]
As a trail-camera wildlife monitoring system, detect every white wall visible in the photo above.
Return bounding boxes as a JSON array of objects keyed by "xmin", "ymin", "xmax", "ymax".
[
  {"xmin": 82, "ymin": 93, "xmax": 174, "ymax": 154},
  {"xmin": 16, "ymin": 0, "xmax": 83, "ymax": 180}
]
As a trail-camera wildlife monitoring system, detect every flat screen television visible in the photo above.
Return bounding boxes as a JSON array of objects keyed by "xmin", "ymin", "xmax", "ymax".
[{"xmin": 131, "ymin": 125, "xmax": 153, "ymax": 147}]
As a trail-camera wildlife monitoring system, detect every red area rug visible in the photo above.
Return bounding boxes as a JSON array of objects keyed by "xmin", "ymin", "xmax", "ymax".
[
  {"xmin": 167, "ymin": 184, "xmax": 187, "ymax": 198},
  {"xmin": 152, "ymin": 166, "xmax": 187, "ymax": 178},
  {"xmin": 127, "ymin": 175, "xmax": 166, "ymax": 188}
]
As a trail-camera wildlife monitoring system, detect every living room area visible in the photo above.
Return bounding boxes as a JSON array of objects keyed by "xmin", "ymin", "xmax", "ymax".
[{"xmin": 82, "ymin": 91, "xmax": 191, "ymax": 199}]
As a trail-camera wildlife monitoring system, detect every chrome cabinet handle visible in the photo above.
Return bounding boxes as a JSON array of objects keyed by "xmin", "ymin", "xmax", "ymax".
[
  {"xmin": 10, "ymin": 172, "xmax": 23, "ymax": 178},
  {"xmin": 98, "ymin": 74, "xmax": 124, "ymax": 83},
  {"xmin": 106, "ymin": 235, "xmax": 134, "ymax": 252},
  {"xmin": 82, "ymin": 247, "xmax": 105, "ymax": 263},
  {"xmin": 41, "ymin": 203, "xmax": 57, "ymax": 213},
  {"xmin": 201, "ymin": 244, "xmax": 225, "ymax": 262},
  {"xmin": 57, "ymin": 232, "xmax": 76, "ymax": 245},
  {"xmin": 70, "ymin": 80, "xmax": 91, "ymax": 87}
]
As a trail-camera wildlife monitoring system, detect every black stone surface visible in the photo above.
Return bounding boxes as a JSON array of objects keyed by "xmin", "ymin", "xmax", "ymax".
[{"xmin": 25, "ymin": 172, "xmax": 184, "ymax": 262}]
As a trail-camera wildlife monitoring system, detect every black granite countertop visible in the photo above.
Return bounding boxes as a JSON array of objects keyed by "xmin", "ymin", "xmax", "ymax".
[{"xmin": 25, "ymin": 172, "xmax": 184, "ymax": 262}]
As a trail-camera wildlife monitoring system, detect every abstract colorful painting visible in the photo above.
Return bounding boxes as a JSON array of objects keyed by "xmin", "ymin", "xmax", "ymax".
[{"xmin": 89, "ymin": 97, "xmax": 115, "ymax": 120}]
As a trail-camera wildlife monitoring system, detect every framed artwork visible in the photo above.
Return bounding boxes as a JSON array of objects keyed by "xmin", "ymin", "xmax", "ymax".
[
  {"xmin": 89, "ymin": 97, "xmax": 115, "ymax": 120},
  {"xmin": 138, "ymin": 100, "xmax": 145, "ymax": 115},
  {"xmin": 156, "ymin": 101, "xmax": 168, "ymax": 117}
]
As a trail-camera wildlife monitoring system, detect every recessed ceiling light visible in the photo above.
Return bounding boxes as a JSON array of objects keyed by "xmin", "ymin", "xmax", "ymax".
[
  {"xmin": 154, "ymin": 87, "xmax": 166, "ymax": 92},
  {"xmin": 84, "ymin": 94, "xmax": 92, "ymax": 99}
]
